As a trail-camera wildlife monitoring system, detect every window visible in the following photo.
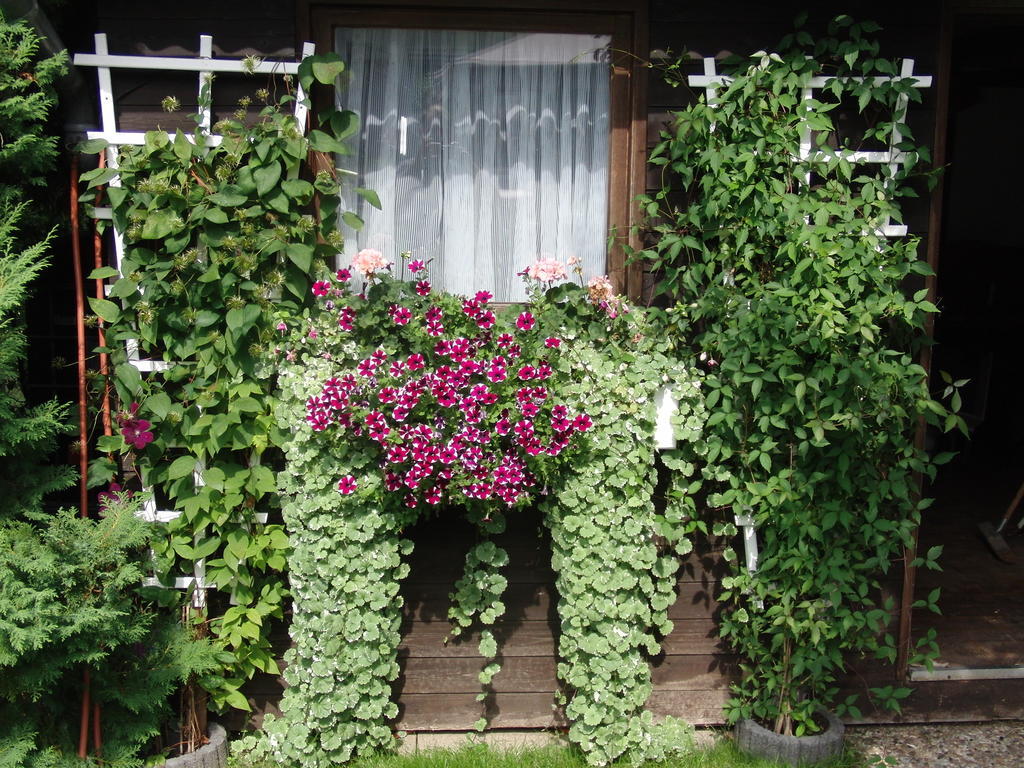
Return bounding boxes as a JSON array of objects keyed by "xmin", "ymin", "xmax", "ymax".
[{"xmin": 305, "ymin": 2, "xmax": 647, "ymax": 300}]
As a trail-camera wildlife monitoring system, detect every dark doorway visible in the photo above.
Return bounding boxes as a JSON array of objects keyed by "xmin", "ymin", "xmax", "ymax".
[{"xmin": 921, "ymin": 11, "xmax": 1024, "ymax": 682}]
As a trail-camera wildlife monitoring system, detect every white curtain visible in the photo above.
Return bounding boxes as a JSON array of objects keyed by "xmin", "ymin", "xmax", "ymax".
[{"xmin": 334, "ymin": 27, "xmax": 611, "ymax": 302}]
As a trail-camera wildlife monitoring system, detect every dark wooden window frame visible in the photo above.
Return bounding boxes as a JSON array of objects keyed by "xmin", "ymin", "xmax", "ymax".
[{"xmin": 298, "ymin": 0, "xmax": 649, "ymax": 299}]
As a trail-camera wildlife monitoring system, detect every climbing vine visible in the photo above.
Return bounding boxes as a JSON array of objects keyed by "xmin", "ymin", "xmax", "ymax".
[
  {"xmin": 238, "ymin": 255, "xmax": 707, "ymax": 766},
  {"xmin": 633, "ymin": 16, "xmax": 962, "ymax": 736},
  {"xmin": 78, "ymin": 54, "xmax": 362, "ymax": 712}
]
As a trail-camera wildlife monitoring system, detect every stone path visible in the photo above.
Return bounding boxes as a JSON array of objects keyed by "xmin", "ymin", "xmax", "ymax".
[{"xmin": 845, "ymin": 721, "xmax": 1024, "ymax": 767}]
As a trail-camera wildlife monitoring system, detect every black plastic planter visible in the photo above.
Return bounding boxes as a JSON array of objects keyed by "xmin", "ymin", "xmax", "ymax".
[{"xmin": 734, "ymin": 710, "xmax": 845, "ymax": 766}]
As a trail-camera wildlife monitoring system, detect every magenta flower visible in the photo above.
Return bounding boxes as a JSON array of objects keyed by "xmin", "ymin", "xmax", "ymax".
[
  {"xmin": 407, "ymin": 353, "xmax": 425, "ymax": 371},
  {"xmin": 338, "ymin": 306, "xmax": 355, "ymax": 331},
  {"xmin": 516, "ymin": 312, "xmax": 535, "ymax": 331},
  {"xmin": 545, "ymin": 337, "xmax": 561, "ymax": 348},
  {"xmin": 337, "ymin": 475, "xmax": 357, "ymax": 494},
  {"xmin": 408, "ymin": 259, "xmax": 426, "ymax": 273},
  {"xmin": 391, "ymin": 305, "xmax": 412, "ymax": 325},
  {"xmin": 118, "ymin": 403, "xmax": 154, "ymax": 449},
  {"xmin": 573, "ymin": 414, "xmax": 593, "ymax": 432},
  {"xmin": 312, "ymin": 280, "xmax": 331, "ymax": 297},
  {"xmin": 476, "ymin": 310, "xmax": 496, "ymax": 329},
  {"xmin": 415, "ymin": 280, "xmax": 432, "ymax": 296},
  {"xmin": 335, "ymin": 268, "xmax": 352, "ymax": 282},
  {"xmin": 475, "ymin": 290, "xmax": 493, "ymax": 304}
]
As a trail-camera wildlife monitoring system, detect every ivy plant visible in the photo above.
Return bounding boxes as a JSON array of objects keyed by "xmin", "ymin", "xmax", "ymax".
[
  {"xmin": 633, "ymin": 16, "xmax": 961, "ymax": 737},
  {"xmin": 77, "ymin": 54, "xmax": 362, "ymax": 713}
]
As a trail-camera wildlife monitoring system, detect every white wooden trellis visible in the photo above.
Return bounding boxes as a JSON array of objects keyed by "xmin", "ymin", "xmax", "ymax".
[
  {"xmin": 74, "ymin": 34, "xmax": 316, "ymax": 607},
  {"xmin": 687, "ymin": 56, "xmax": 933, "ymax": 585}
]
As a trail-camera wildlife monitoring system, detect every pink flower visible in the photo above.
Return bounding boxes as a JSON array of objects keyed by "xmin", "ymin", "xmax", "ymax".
[
  {"xmin": 475, "ymin": 290, "xmax": 493, "ymax": 304},
  {"xmin": 276, "ymin": 321, "xmax": 287, "ymax": 332},
  {"xmin": 415, "ymin": 280, "xmax": 432, "ymax": 296},
  {"xmin": 351, "ymin": 248, "xmax": 391, "ymax": 278},
  {"xmin": 525, "ymin": 257, "xmax": 567, "ymax": 283},
  {"xmin": 408, "ymin": 259, "xmax": 426, "ymax": 273},
  {"xmin": 335, "ymin": 268, "xmax": 352, "ymax": 282},
  {"xmin": 516, "ymin": 312, "xmax": 535, "ymax": 331},
  {"xmin": 573, "ymin": 414, "xmax": 593, "ymax": 432},
  {"xmin": 312, "ymin": 280, "xmax": 331, "ymax": 297},
  {"xmin": 587, "ymin": 275, "xmax": 615, "ymax": 303},
  {"xmin": 407, "ymin": 353, "xmax": 425, "ymax": 371},
  {"xmin": 337, "ymin": 475, "xmax": 357, "ymax": 494},
  {"xmin": 545, "ymin": 337, "xmax": 561, "ymax": 348}
]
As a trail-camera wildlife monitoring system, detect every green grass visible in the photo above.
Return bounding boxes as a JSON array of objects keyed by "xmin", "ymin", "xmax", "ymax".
[{"xmin": 232, "ymin": 736, "xmax": 878, "ymax": 768}]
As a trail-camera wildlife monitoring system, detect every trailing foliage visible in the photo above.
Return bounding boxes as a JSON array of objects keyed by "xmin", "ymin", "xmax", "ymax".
[
  {"xmin": 634, "ymin": 16, "xmax": 960, "ymax": 736},
  {"xmin": 0, "ymin": 495, "xmax": 219, "ymax": 767},
  {"xmin": 538, "ymin": 291, "xmax": 704, "ymax": 765},
  {"xmin": 237, "ymin": 257, "xmax": 706, "ymax": 766},
  {"xmin": 78, "ymin": 56, "xmax": 363, "ymax": 711}
]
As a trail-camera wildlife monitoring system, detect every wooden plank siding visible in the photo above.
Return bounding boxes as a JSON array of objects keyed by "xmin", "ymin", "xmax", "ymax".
[{"xmin": 89, "ymin": 0, "xmax": 987, "ymax": 735}]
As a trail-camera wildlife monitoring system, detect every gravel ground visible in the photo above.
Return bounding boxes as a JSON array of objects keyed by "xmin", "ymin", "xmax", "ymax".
[{"xmin": 845, "ymin": 721, "xmax": 1024, "ymax": 767}]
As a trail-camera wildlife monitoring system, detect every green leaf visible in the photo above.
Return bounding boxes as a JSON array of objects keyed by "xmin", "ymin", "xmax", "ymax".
[
  {"xmin": 253, "ymin": 160, "xmax": 282, "ymax": 197},
  {"xmin": 173, "ymin": 129, "xmax": 193, "ymax": 163},
  {"xmin": 168, "ymin": 455, "xmax": 198, "ymax": 481},
  {"xmin": 356, "ymin": 187, "xmax": 381, "ymax": 210},
  {"xmin": 141, "ymin": 210, "xmax": 175, "ymax": 239},
  {"xmin": 144, "ymin": 130, "xmax": 170, "ymax": 151},
  {"xmin": 144, "ymin": 392, "xmax": 172, "ymax": 420},
  {"xmin": 96, "ymin": 434, "xmax": 123, "ymax": 453},
  {"xmin": 207, "ymin": 186, "xmax": 248, "ymax": 207},
  {"xmin": 329, "ymin": 109, "xmax": 359, "ymax": 141},
  {"xmin": 88, "ymin": 297, "xmax": 121, "ymax": 323},
  {"xmin": 312, "ymin": 56, "xmax": 346, "ymax": 85},
  {"xmin": 342, "ymin": 211, "xmax": 364, "ymax": 231},
  {"xmin": 114, "ymin": 363, "xmax": 142, "ymax": 398},
  {"xmin": 281, "ymin": 179, "xmax": 313, "ymax": 201},
  {"xmin": 308, "ymin": 129, "xmax": 348, "ymax": 155},
  {"xmin": 87, "ymin": 266, "xmax": 120, "ymax": 280},
  {"xmin": 286, "ymin": 242, "xmax": 314, "ymax": 272},
  {"xmin": 78, "ymin": 137, "xmax": 110, "ymax": 154}
]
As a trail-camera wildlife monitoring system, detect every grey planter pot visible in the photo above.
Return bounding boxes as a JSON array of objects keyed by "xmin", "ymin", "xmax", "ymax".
[
  {"xmin": 160, "ymin": 723, "xmax": 228, "ymax": 768},
  {"xmin": 734, "ymin": 710, "xmax": 845, "ymax": 766}
]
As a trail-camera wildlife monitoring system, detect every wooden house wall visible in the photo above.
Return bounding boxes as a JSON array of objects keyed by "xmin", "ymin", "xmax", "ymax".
[{"xmin": 89, "ymin": 0, "xmax": 952, "ymax": 732}]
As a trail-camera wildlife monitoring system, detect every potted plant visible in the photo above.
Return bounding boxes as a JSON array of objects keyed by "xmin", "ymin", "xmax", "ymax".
[{"xmin": 634, "ymin": 15, "xmax": 959, "ymax": 764}]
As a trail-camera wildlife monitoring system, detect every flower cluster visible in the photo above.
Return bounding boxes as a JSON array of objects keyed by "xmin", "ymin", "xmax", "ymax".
[
  {"xmin": 587, "ymin": 275, "xmax": 628, "ymax": 319},
  {"xmin": 351, "ymin": 248, "xmax": 390, "ymax": 279},
  {"xmin": 299, "ymin": 255, "xmax": 594, "ymax": 511}
]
